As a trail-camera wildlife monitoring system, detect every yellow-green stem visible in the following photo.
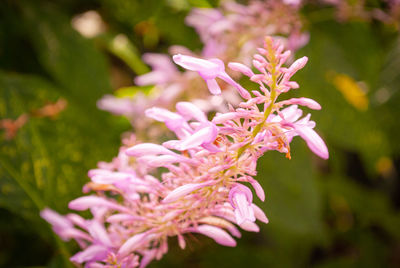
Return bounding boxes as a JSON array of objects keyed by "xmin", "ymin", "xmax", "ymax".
[{"xmin": 236, "ymin": 62, "xmax": 278, "ymax": 158}]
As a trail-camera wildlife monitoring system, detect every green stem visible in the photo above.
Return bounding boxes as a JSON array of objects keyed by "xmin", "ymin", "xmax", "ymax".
[{"xmin": 236, "ymin": 59, "xmax": 278, "ymax": 158}]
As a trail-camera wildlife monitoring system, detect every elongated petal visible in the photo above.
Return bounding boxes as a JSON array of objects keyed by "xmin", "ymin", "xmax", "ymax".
[
  {"xmin": 146, "ymin": 155, "xmax": 187, "ymax": 167},
  {"xmin": 206, "ymin": 79, "xmax": 222, "ymax": 95},
  {"xmin": 286, "ymin": 56, "xmax": 308, "ymax": 77},
  {"xmin": 139, "ymin": 249, "xmax": 157, "ymax": 268},
  {"xmin": 239, "ymin": 221, "xmax": 260, "ymax": 232},
  {"xmin": 106, "ymin": 214, "xmax": 144, "ymax": 223},
  {"xmin": 176, "ymin": 102, "xmax": 207, "ymax": 122},
  {"xmin": 228, "ymin": 62, "xmax": 254, "ymax": 77},
  {"xmin": 212, "ymin": 112, "xmax": 238, "ymax": 124},
  {"xmin": 219, "ymin": 72, "xmax": 251, "ymax": 99},
  {"xmin": 199, "ymin": 216, "xmax": 241, "ymax": 238},
  {"xmin": 126, "ymin": 143, "xmax": 176, "ymax": 157},
  {"xmin": 68, "ymin": 196, "xmax": 129, "ymax": 212},
  {"xmin": 145, "ymin": 107, "xmax": 182, "ymax": 122},
  {"xmin": 172, "ymin": 54, "xmax": 221, "ymax": 76},
  {"xmin": 249, "ymin": 179, "xmax": 265, "ymax": 201},
  {"xmin": 278, "ymin": 105, "xmax": 302, "ymax": 122},
  {"xmin": 87, "ymin": 221, "xmax": 113, "ymax": 246},
  {"xmin": 174, "ymin": 126, "xmax": 217, "ymax": 151},
  {"xmin": 178, "ymin": 234, "xmax": 186, "ymax": 249},
  {"xmin": 118, "ymin": 232, "xmax": 152, "ymax": 257},
  {"xmin": 41, "ymin": 208, "xmax": 72, "ymax": 230},
  {"xmin": 295, "ymin": 126, "xmax": 329, "ymax": 159},
  {"xmin": 70, "ymin": 245, "xmax": 108, "ymax": 263},
  {"xmin": 163, "ymin": 182, "xmax": 213, "ymax": 203},
  {"xmin": 91, "ymin": 172, "xmax": 134, "ymax": 184},
  {"xmin": 281, "ymin": 97, "xmax": 321, "ymax": 110},
  {"xmin": 190, "ymin": 225, "xmax": 236, "ymax": 247},
  {"xmin": 251, "ymin": 204, "xmax": 269, "ymax": 224}
]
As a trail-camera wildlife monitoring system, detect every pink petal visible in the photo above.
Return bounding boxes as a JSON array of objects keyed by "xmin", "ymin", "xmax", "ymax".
[
  {"xmin": 176, "ymin": 102, "xmax": 207, "ymax": 122},
  {"xmin": 126, "ymin": 143, "xmax": 176, "ymax": 157},
  {"xmin": 41, "ymin": 208, "xmax": 72, "ymax": 230},
  {"xmin": 88, "ymin": 221, "xmax": 113, "ymax": 246},
  {"xmin": 178, "ymin": 234, "xmax": 186, "ymax": 249},
  {"xmin": 277, "ymin": 105, "xmax": 303, "ymax": 122},
  {"xmin": 174, "ymin": 125, "xmax": 217, "ymax": 151},
  {"xmin": 233, "ymin": 193, "xmax": 255, "ymax": 225},
  {"xmin": 163, "ymin": 182, "xmax": 213, "ymax": 203},
  {"xmin": 239, "ymin": 221, "xmax": 260, "ymax": 232},
  {"xmin": 145, "ymin": 155, "xmax": 187, "ymax": 167},
  {"xmin": 218, "ymin": 72, "xmax": 251, "ymax": 99},
  {"xmin": 70, "ymin": 245, "xmax": 109, "ymax": 263},
  {"xmin": 172, "ymin": 54, "xmax": 221, "ymax": 78},
  {"xmin": 139, "ymin": 249, "xmax": 157, "ymax": 268},
  {"xmin": 249, "ymin": 179, "xmax": 265, "ymax": 201},
  {"xmin": 228, "ymin": 62, "xmax": 254, "ymax": 77},
  {"xmin": 282, "ymin": 97, "xmax": 321, "ymax": 110},
  {"xmin": 295, "ymin": 126, "xmax": 329, "ymax": 159},
  {"xmin": 106, "ymin": 214, "xmax": 144, "ymax": 223},
  {"xmin": 118, "ymin": 232, "xmax": 153, "ymax": 257},
  {"xmin": 286, "ymin": 56, "xmax": 308, "ymax": 77},
  {"xmin": 68, "ymin": 196, "xmax": 129, "ymax": 213},
  {"xmin": 190, "ymin": 225, "xmax": 236, "ymax": 247},
  {"xmin": 251, "ymin": 204, "xmax": 269, "ymax": 224},
  {"xmin": 212, "ymin": 112, "xmax": 238, "ymax": 124},
  {"xmin": 206, "ymin": 79, "xmax": 222, "ymax": 95},
  {"xmin": 229, "ymin": 184, "xmax": 253, "ymax": 207},
  {"xmin": 145, "ymin": 107, "xmax": 183, "ymax": 122}
]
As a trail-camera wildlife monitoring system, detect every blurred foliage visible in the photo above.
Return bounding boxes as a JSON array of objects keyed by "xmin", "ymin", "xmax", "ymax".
[{"xmin": 0, "ymin": 0, "xmax": 399, "ymax": 267}]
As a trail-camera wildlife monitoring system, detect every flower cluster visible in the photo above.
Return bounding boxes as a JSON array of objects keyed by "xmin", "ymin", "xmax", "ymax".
[
  {"xmin": 98, "ymin": 0, "xmax": 309, "ymax": 139},
  {"xmin": 186, "ymin": 0, "xmax": 307, "ymax": 64},
  {"xmin": 42, "ymin": 37, "xmax": 328, "ymax": 267}
]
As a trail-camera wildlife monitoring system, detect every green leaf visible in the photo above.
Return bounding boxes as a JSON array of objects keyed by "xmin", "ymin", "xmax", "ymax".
[
  {"xmin": 0, "ymin": 72, "xmax": 121, "ymax": 266},
  {"xmin": 19, "ymin": 1, "xmax": 113, "ymax": 110}
]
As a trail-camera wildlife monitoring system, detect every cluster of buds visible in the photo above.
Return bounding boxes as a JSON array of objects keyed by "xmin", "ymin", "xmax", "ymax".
[{"xmin": 42, "ymin": 37, "xmax": 328, "ymax": 267}]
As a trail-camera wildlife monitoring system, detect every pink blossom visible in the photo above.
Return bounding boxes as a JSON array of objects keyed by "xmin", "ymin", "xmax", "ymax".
[
  {"xmin": 173, "ymin": 54, "xmax": 250, "ymax": 99},
  {"xmin": 135, "ymin": 53, "xmax": 179, "ymax": 86},
  {"xmin": 42, "ymin": 36, "xmax": 328, "ymax": 268},
  {"xmin": 229, "ymin": 184, "xmax": 255, "ymax": 225}
]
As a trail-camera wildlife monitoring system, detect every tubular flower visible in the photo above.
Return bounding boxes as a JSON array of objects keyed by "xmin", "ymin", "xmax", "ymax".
[{"xmin": 42, "ymin": 37, "xmax": 328, "ymax": 267}]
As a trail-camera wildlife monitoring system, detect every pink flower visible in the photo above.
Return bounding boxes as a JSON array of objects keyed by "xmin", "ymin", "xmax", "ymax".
[
  {"xmin": 173, "ymin": 54, "xmax": 250, "ymax": 99},
  {"xmin": 135, "ymin": 53, "xmax": 179, "ymax": 86},
  {"xmin": 42, "ymin": 36, "xmax": 329, "ymax": 268},
  {"xmin": 229, "ymin": 184, "xmax": 255, "ymax": 225}
]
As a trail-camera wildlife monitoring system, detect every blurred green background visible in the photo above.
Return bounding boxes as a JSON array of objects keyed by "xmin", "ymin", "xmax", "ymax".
[{"xmin": 1, "ymin": 0, "xmax": 399, "ymax": 267}]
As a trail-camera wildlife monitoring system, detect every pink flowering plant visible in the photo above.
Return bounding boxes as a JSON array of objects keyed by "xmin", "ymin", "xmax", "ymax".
[
  {"xmin": 98, "ymin": 0, "xmax": 309, "ymax": 140},
  {"xmin": 42, "ymin": 37, "xmax": 328, "ymax": 267}
]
